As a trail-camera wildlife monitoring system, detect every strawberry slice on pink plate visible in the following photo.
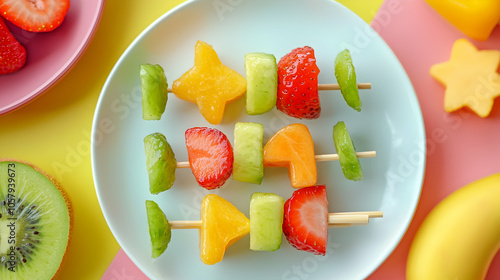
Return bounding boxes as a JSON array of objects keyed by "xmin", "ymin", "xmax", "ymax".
[
  {"xmin": 0, "ymin": 0, "xmax": 104, "ymax": 115},
  {"xmin": 0, "ymin": 0, "xmax": 70, "ymax": 32},
  {"xmin": 0, "ymin": 17, "xmax": 26, "ymax": 74}
]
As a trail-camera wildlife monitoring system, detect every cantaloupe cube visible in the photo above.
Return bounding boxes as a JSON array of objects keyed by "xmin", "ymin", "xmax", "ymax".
[{"xmin": 263, "ymin": 123, "xmax": 317, "ymax": 188}]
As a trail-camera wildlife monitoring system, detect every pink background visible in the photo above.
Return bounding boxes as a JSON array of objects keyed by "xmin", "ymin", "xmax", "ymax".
[
  {"xmin": 102, "ymin": 0, "xmax": 500, "ymax": 279},
  {"xmin": 367, "ymin": 0, "xmax": 500, "ymax": 279}
]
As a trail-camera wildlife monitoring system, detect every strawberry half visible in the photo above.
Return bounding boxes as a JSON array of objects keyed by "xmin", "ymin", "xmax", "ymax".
[
  {"xmin": 283, "ymin": 185, "xmax": 328, "ymax": 255},
  {"xmin": 277, "ymin": 46, "xmax": 321, "ymax": 119},
  {"xmin": 185, "ymin": 127, "xmax": 233, "ymax": 190},
  {"xmin": 0, "ymin": 17, "xmax": 26, "ymax": 74},
  {"xmin": 0, "ymin": 0, "xmax": 70, "ymax": 32}
]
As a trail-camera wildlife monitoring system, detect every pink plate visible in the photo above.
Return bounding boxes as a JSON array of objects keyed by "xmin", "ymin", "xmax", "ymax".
[{"xmin": 0, "ymin": 0, "xmax": 104, "ymax": 115}]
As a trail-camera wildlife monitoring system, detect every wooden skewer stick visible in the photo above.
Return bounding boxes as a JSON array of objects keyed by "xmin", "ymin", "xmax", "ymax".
[
  {"xmin": 328, "ymin": 214, "xmax": 368, "ymax": 228},
  {"xmin": 176, "ymin": 150, "xmax": 376, "ymax": 169},
  {"xmin": 314, "ymin": 151, "xmax": 376, "ymax": 162},
  {"xmin": 176, "ymin": 162, "xmax": 191, "ymax": 169},
  {"xmin": 318, "ymin": 83, "xmax": 371, "ymax": 91},
  {"xmin": 167, "ymin": 83, "xmax": 371, "ymax": 93},
  {"xmin": 333, "ymin": 211, "xmax": 383, "ymax": 218},
  {"xmin": 168, "ymin": 211, "xmax": 382, "ymax": 229},
  {"xmin": 327, "ymin": 212, "xmax": 384, "ymax": 228},
  {"xmin": 169, "ymin": 220, "xmax": 202, "ymax": 229}
]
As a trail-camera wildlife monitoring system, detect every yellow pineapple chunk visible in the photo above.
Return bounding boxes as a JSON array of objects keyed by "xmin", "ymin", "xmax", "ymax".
[
  {"xmin": 263, "ymin": 123, "xmax": 317, "ymax": 188},
  {"xmin": 200, "ymin": 194, "xmax": 250, "ymax": 265},
  {"xmin": 172, "ymin": 41, "xmax": 247, "ymax": 124}
]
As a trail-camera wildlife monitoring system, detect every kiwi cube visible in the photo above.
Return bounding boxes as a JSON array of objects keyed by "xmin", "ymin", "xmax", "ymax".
[
  {"xmin": 145, "ymin": 200, "xmax": 171, "ymax": 258},
  {"xmin": 250, "ymin": 192, "xmax": 285, "ymax": 251},
  {"xmin": 244, "ymin": 53, "xmax": 277, "ymax": 115},
  {"xmin": 141, "ymin": 63, "xmax": 168, "ymax": 120},
  {"xmin": 333, "ymin": 121, "xmax": 363, "ymax": 181},
  {"xmin": 334, "ymin": 49, "xmax": 362, "ymax": 112},
  {"xmin": 233, "ymin": 122, "xmax": 264, "ymax": 184},
  {"xmin": 144, "ymin": 132, "xmax": 176, "ymax": 194}
]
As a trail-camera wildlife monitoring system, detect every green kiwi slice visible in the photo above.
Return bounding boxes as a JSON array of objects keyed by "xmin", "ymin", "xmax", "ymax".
[
  {"xmin": 144, "ymin": 132, "xmax": 176, "ymax": 194},
  {"xmin": 141, "ymin": 63, "xmax": 169, "ymax": 120},
  {"xmin": 0, "ymin": 160, "xmax": 71, "ymax": 279},
  {"xmin": 145, "ymin": 200, "xmax": 171, "ymax": 258},
  {"xmin": 333, "ymin": 122, "xmax": 363, "ymax": 181},
  {"xmin": 335, "ymin": 49, "xmax": 362, "ymax": 112}
]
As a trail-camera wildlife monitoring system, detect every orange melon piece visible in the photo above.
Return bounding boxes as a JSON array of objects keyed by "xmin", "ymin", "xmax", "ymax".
[
  {"xmin": 172, "ymin": 41, "xmax": 247, "ymax": 124},
  {"xmin": 263, "ymin": 123, "xmax": 317, "ymax": 188},
  {"xmin": 200, "ymin": 194, "xmax": 250, "ymax": 265}
]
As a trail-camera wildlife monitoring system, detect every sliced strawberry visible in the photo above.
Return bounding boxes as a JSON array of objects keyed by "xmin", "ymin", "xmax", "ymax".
[
  {"xmin": 277, "ymin": 46, "xmax": 321, "ymax": 119},
  {"xmin": 185, "ymin": 127, "xmax": 233, "ymax": 190},
  {"xmin": 0, "ymin": 17, "xmax": 26, "ymax": 74},
  {"xmin": 0, "ymin": 0, "xmax": 70, "ymax": 32},
  {"xmin": 283, "ymin": 185, "xmax": 328, "ymax": 255}
]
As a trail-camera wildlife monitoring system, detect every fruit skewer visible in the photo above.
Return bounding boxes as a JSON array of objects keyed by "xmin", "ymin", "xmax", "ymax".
[
  {"xmin": 145, "ymin": 186, "xmax": 383, "ymax": 265},
  {"xmin": 142, "ymin": 41, "xmax": 369, "ymax": 123},
  {"xmin": 175, "ymin": 151, "xmax": 376, "ymax": 169},
  {"xmin": 165, "ymin": 82, "xmax": 372, "ymax": 93},
  {"xmin": 144, "ymin": 122, "xmax": 374, "ymax": 193},
  {"xmin": 143, "ymin": 70, "xmax": 372, "ymax": 123},
  {"xmin": 167, "ymin": 211, "xmax": 383, "ymax": 229}
]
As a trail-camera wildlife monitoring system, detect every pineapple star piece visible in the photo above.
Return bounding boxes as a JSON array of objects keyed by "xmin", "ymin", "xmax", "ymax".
[
  {"xmin": 172, "ymin": 40, "xmax": 247, "ymax": 124},
  {"xmin": 430, "ymin": 38, "xmax": 500, "ymax": 117}
]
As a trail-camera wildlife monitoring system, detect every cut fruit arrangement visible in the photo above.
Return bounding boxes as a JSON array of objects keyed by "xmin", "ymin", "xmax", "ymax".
[
  {"xmin": 0, "ymin": 0, "xmax": 70, "ymax": 74},
  {"xmin": 0, "ymin": 159, "xmax": 72, "ymax": 279},
  {"xmin": 143, "ymin": 124, "xmax": 380, "ymax": 264},
  {"xmin": 139, "ymin": 40, "xmax": 382, "ymax": 265},
  {"xmin": 146, "ymin": 186, "xmax": 382, "ymax": 265},
  {"xmin": 141, "ymin": 40, "xmax": 370, "ymax": 124},
  {"xmin": 144, "ymin": 122, "xmax": 375, "ymax": 192}
]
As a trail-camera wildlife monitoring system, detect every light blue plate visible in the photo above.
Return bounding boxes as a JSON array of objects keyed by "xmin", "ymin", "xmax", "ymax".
[{"xmin": 92, "ymin": 0, "xmax": 425, "ymax": 279}]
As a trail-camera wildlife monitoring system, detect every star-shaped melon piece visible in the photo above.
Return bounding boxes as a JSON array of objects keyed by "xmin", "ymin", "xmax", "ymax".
[
  {"xmin": 172, "ymin": 41, "xmax": 247, "ymax": 124},
  {"xmin": 430, "ymin": 38, "xmax": 500, "ymax": 117}
]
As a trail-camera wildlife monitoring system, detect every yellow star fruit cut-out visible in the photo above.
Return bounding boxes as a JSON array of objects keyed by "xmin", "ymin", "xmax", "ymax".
[
  {"xmin": 430, "ymin": 38, "xmax": 500, "ymax": 117},
  {"xmin": 172, "ymin": 41, "xmax": 246, "ymax": 125}
]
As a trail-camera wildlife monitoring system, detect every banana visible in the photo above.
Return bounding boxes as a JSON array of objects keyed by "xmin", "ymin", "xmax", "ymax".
[{"xmin": 407, "ymin": 173, "xmax": 500, "ymax": 279}]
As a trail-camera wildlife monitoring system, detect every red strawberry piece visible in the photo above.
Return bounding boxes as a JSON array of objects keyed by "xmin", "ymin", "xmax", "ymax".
[
  {"xmin": 0, "ymin": 17, "xmax": 26, "ymax": 74},
  {"xmin": 283, "ymin": 185, "xmax": 328, "ymax": 255},
  {"xmin": 277, "ymin": 46, "xmax": 321, "ymax": 119},
  {"xmin": 185, "ymin": 127, "xmax": 233, "ymax": 190},
  {"xmin": 0, "ymin": 0, "xmax": 70, "ymax": 32}
]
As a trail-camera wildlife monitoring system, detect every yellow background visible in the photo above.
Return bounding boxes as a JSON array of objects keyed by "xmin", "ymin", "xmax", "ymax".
[{"xmin": 0, "ymin": 0, "xmax": 382, "ymax": 278}]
